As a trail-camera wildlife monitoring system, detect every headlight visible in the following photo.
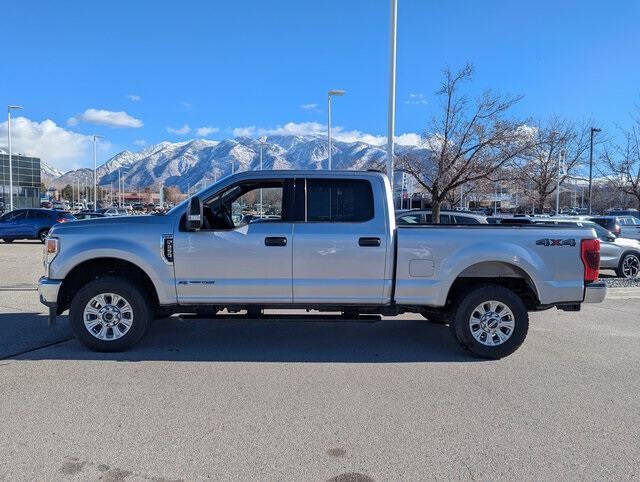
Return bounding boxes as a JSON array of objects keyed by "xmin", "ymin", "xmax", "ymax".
[{"xmin": 43, "ymin": 237, "xmax": 59, "ymax": 276}]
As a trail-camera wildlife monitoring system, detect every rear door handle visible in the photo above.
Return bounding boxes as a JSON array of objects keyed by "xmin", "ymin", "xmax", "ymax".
[
  {"xmin": 265, "ymin": 236, "xmax": 287, "ymax": 247},
  {"xmin": 359, "ymin": 237, "xmax": 381, "ymax": 247}
]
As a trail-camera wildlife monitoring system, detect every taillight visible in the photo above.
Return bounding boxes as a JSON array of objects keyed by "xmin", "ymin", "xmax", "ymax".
[
  {"xmin": 56, "ymin": 217, "xmax": 68, "ymax": 223},
  {"xmin": 581, "ymin": 238, "xmax": 600, "ymax": 283}
]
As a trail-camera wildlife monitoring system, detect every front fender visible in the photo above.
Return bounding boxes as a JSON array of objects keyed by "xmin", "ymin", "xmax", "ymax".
[{"xmin": 50, "ymin": 236, "xmax": 176, "ymax": 305}]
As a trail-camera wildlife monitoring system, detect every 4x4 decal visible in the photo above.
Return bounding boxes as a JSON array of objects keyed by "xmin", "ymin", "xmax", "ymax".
[{"xmin": 536, "ymin": 238, "xmax": 576, "ymax": 247}]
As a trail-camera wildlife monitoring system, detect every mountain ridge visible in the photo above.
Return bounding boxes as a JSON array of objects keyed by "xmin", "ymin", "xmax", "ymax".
[{"xmin": 43, "ymin": 135, "xmax": 425, "ymax": 192}]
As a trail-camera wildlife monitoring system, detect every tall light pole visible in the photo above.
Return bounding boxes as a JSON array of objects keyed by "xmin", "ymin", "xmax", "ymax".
[
  {"xmin": 7, "ymin": 105, "xmax": 23, "ymax": 212},
  {"xmin": 387, "ymin": 0, "xmax": 398, "ymax": 192},
  {"xmin": 327, "ymin": 89, "xmax": 345, "ymax": 170},
  {"xmin": 588, "ymin": 127, "xmax": 601, "ymax": 215},
  {"xmin": 259, "ymin": 139, "xmax": 267, "ymax": 216},
  {"xmin": 92, "ymin": 135, "xmax": 104, "ymax": 208}
]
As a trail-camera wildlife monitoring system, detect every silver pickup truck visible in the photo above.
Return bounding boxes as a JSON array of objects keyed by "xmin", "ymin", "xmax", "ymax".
[{"xmin": 38, "ymin": 170, "xmax": 606, "ymax": 359}]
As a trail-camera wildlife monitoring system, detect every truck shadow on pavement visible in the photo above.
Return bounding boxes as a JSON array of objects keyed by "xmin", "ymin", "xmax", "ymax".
[{"xmin": 6, "ymin": 313, "xmax": 485, "ymax": 363}]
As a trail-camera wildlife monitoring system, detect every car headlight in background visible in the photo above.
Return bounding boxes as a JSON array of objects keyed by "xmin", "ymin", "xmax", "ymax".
[{"xmin": 43, "ymin": 237, "xmax": 59, "ymax": 277}]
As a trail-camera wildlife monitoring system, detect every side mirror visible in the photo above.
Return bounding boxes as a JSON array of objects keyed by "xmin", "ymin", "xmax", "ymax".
[{"xmin": 185, "ymin": 196, "xmax": 203, "ymax": 231}]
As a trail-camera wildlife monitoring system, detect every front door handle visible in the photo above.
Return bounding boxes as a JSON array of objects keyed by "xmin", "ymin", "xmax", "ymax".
[
  {"xmin": 359, "ymin": 237, "xmax": 381, "ymax": 247},
  {"xmin": 265, "ymin": 236, "xmax": 287, "ymax": 247}
]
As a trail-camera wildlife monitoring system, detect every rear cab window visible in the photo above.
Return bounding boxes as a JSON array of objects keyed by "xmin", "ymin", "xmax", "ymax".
[{"xmin": 306, "ymin": 179, "xmax": 374, "ymax": 222}]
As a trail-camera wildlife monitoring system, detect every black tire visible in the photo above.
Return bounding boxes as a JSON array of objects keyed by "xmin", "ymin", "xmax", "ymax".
[
  {"xmin": 2, "ymin": 238, "xmax": 13, "ymax": 243},
  {"xmin": 450, "ymin": 284, "xmax": 529, "ymax": 359},
  {"xmin": 69, "ymin": 276, "xmax": 151, "ymax": 351},
  {"xmin": 615, "ymin": 252, "xmax": 640, "ymax": 279},
  {"xmin": 38, "ymin": 229, "xmax": 49, "ymax": 243},
  {"xmin": 420, "ymin": 310, "xmax": 450, "ymax": 324}
]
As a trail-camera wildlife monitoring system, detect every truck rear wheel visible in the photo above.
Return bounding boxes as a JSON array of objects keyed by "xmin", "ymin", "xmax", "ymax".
[
  {"xmin": 69, "ymin": 276, "xmax": 151, "ymax": 352},
  {"xmin": 450, "ymin": 285, "xmax": 528, "ymax": 359}
]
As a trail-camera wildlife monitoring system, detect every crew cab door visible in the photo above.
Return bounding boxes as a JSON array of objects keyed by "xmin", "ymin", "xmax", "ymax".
[
  {"xmin": 173, "ymin": 179, "xmax": 294, "ymax": 304},
  {"xmin": 291, "ymin": 177, "xmax": 389, "ymax": 304}
]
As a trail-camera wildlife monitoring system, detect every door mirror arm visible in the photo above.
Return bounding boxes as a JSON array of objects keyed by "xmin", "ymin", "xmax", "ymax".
[{"xmin": 185, "ymin": 196, "xmax": 203, "ymax": 231}]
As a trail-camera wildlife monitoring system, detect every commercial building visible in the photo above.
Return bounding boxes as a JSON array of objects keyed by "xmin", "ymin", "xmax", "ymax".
[{"xmin": 0, "ymin": 153, "xmax": 41, "ymax": 211}]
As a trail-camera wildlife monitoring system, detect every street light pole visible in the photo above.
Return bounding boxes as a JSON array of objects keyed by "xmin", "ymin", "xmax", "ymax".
[
  {"xmin": 92, "ymin": 135, "xmax": 104, "ymax": 209},
  {"xmin": 588, "ymin": 127, "xmax": 601, "ymax": 215},
  {"xmin": 259, "ymin": 140, "xmax": 267, "ymax": 216},
  {"xmin": 7, "ymin": 105, "xmax": 23, "ymax": 212},
  {"xmin": 387, "ymin": 0, "xmax": 398, "ymax": 192},
  {"xmin": 327, "ymin": 89, "xmax": 345, "ymax": 170}
]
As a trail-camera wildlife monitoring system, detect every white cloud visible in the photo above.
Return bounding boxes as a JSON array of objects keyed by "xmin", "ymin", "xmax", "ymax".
[
  {"xmin": 167, "ymin": 124, "xmax": 191, "ymax": 135},
  {"xmin": 300, "ymin": 103, "xmax": 318, "ymax": 110},
  {"xmin": 127, "ymin": 94, "xmax": 141, "ymax": 102},
  {"xmin": 76, "ymin": 108, "xmax": 143, "ymax": 128},
  {"xmin": 405, "ymin": 93, "xmax": 427, "ymax": 105},
  {"xmin": 66, "ymin": 117, "xmax": 78, "ymax": 126},
  {"xmin": 0, "ymin": 116, "xmax": 112, "ymax": 171},
  {"xmin": 133, "ymin": 139, "xmax": 147, "ymax": 146},
  {"xmin": 196, "ymin": 126, "xmax": 220, "ymax": 137},
  {"xmin": 232, "ymin": 121, "xmax": 421, "ymax": 146}
]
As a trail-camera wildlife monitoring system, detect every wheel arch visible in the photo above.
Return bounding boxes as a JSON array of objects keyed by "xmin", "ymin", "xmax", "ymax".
[
  {"xmin": 445, "ymin": 261, "xmax": 541, "ymax": 310},
  {"xmin": 57, "ymin": 257, "xmax": 160, "ymax": 314}
]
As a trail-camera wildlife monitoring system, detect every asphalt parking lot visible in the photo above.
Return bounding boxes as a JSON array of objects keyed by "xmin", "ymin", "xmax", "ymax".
[{"xmin": 1, "ymin": 242, "xmax": 639, "ymax": 480}]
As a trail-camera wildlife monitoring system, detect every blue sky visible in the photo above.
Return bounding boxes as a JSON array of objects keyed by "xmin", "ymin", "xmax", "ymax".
[{"xmin": 1, "ymin": 0, "xmax": 638, "ymax": 171}]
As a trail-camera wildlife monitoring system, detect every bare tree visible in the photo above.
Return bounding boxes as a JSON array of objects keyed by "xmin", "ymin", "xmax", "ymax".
[
  {"xmin": 515, "ymin": 118, "xmax": 591, "ymax": 213},
  {"xmin": 602, "ymin": 115, "xmax": 640, "ymax": 209},
  {"xmin": 398, "ymin": 64, "xmax": 533, "ymax": 222}
]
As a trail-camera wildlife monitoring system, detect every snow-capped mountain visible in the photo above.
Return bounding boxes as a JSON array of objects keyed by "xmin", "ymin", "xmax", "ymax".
[
  {"xmin": 45, "ymin": 134, "xmax": 425, "ymax": 192},
  {"xmin": 41, "ymin": 160, "xmax": 64, "ymax": 183}
]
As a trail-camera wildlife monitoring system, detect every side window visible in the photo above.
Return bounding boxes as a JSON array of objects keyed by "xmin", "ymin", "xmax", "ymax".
[
  {"xmin": 202, "ymin": 180, "xmax": 286, "ymax": 230},
  {"xmin": 398, "ymin": 214, "xmax": 421, "ymax": 225},
  {"xmin": 440, "ymin": 214, "xmax": 453, "ymax": 224},
  {"xmin": 231, "ymin": 186, "xmax": 283, "ymax": 226},
  {"xmin": 306, "ymin": 179, "xmax": 374, "ymax": 222},
  {"xmin": 9, "ymin": 210, "xmax": 27, "ymax": 221},
  {"xmin": 454, "ymin": 215, "xmax": 480, "ymax": 224}
]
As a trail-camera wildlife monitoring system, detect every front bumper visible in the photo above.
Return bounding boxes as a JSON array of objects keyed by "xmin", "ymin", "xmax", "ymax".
[
  {"xmin": 583, "ymin": 281, "xmax": 607, "ymax": 303},
  {"xmin": 38, "ymin": 277, "xmax": 62, "ymax": 326},
  {"xmin": 38, "ymin": 277, "xmax": 62, "ymax": 305}
]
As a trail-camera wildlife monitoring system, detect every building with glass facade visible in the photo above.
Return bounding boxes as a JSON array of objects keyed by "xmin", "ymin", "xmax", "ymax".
[{"xmin": 0, "ymin": 153, "xmax": 41, "ymax": 211}]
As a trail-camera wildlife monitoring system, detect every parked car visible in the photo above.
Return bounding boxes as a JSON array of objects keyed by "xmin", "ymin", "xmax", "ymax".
[
  {"xmin": 73, "ymin": 202, "xmax": 85, "ymax": 211},
  {"xmin": 96, "ymin": 207, "xmax": 124, "ymax": 217},
  {"xmin": 39, "ymin": 171, "xmax": 605, "ymax": 359},
  {"xmin": 534, "ymin": 218, "xmax": 640, "ymax": 278},
  {"xmin": 40, "ymin": 201, "xmax": 52, "ymax": 209},
  {"xmin": 608, "ymin": 209, "xmax": 640, "ymax": 219},
  {"xmin": 0, "ymin": 209, "xmax": 75, "ymax": 243},
  {"xmin": 396, "ymin": 209, "xmax": 488, "ymax": 225},
  {"xmin": 589, "ymin": 216, "xmax": 622, "ymax": 238},
  {"xmin": 74, "ymin": 211, "xmax": 107, "ymax": 220},
  {"xmin": 614, "ymin": 216, "xmax": 640, "ymax": 240}
]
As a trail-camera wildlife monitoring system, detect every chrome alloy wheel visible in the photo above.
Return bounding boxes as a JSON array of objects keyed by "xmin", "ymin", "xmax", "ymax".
[
  {"xmin": 469, "ymin": 300, "xmax": 515, "ymax": 346},
  {"xmin": 83, "ymin": 293, "xmax": 134, "ymax": 341},
  {"xmin": 622, "ymin": 254, "xmax": 640, "ymax": 278}
]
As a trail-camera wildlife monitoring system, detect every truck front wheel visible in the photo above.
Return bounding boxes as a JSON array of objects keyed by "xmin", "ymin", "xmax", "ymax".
[
  {"xmin": 69, "ymin": 276, "xmax": 151, "ymax": 351},
  {"xmin": 450, "ymin": 285, "xmax": 529, "ymax": 359}
]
